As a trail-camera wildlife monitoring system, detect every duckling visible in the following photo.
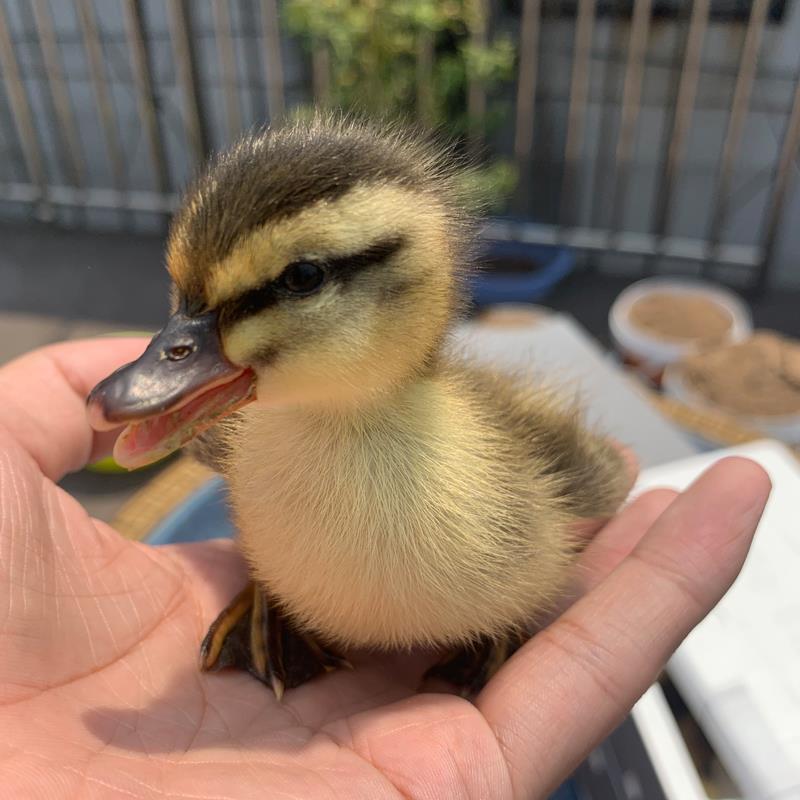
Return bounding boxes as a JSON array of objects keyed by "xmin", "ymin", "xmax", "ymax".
[{"xmin": 87, "ymin": 116, "xmax": 629, "ymax": 698}]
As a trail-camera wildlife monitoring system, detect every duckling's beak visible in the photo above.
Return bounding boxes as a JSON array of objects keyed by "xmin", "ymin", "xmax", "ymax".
[{"xmin": 87, "ymin": 310, "xmax": 256, "ymax": 469}]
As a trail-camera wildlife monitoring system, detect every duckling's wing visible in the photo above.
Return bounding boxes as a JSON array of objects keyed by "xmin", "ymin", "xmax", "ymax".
[
  {"xmin": 456, "ymin": 363, "xmax": 630, "ymax": 519},
  {"xmin": 186, "ymin": 413, "xmax": 243, "ymax": 475}
]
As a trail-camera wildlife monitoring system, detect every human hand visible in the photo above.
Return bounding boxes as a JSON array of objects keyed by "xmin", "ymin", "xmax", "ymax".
[{"xmin": 0, "ymin": 340, "xmax": 770, "ymax": 799}]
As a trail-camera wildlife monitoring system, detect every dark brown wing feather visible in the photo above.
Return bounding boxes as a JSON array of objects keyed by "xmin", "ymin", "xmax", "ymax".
[{"xmin": 454, "ymin": 363, "xmax": 629, "ymax": 520}]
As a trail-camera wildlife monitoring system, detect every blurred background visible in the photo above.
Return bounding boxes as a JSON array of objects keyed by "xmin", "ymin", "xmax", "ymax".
[
  {"xmin": 1, "ymin": 2, "xmax": 799, "ymax": 798},
  {"xmin": 0, "ymin": 0, "xmax": 799, "ymax": 329}
]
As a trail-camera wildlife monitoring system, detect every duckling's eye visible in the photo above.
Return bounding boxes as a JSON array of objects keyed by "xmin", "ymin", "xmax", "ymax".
[{"xmin": 279, "ymin": 262, "xmax": 326, "ymax": 295}]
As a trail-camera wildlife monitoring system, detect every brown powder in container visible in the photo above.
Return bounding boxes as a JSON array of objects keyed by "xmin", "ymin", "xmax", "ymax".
[
  {"xmin": 629, "ymin": 291, "xmax": 733, "ymax": 345},
  {"xmin": 677, "ymin": 331, "xmax": 800, "ymax": 417}
]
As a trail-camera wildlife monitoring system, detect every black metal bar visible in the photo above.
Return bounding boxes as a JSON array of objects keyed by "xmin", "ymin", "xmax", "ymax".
[
  {"xmin": 756, "ymin": 63, "xmax": 800, "ymax": 292},
  {"xmin": 559, "ymin": 0, "xmax": 597, "ymax": 228},
  {"xmin": 0, "ymin": 180, "xmax": 177, "ymax": 212},
  {"xmin": 514, "ymin": 0, "xmax": 542, "ymax": 166},
  {"xmin": 608, "ymin": 0, "xmax": 653, "ymax": 238},
  {"xmin": 75, "ymin": 0, "xmax": 127, "ymax": 192},
  {"xmin": 485, "ymin": 218, "xmax": 762, "ymax": 267},
  {"xmin": 31, "ymin": 0, "xmax": 86, "ymax": 188},
  {"xmin": 213, "ymin": 0, "xmax": 242, "ymax": 142},
  {"xmin": 260, "ymin": 0, "xmax": 285, "ymax": 120},
  {"xmin": 0, "ymin": 0, "xmax": 48, "ymax": 206},
  {"xmin": 467, "ymin": 0, "xmax": 489, "ymax": 158},
  {"xmin": 648, "ymin": 0, "xmax": 711, "ymax": 274},
  {"xmin": 122, "ymin": 0, "xmax": 170, "ymax": 195},
  {"xmin": 705, "ymin": 0, "xmax": 770, "ymax": 275},
  {"xmin": 167, "ymin": 0, "xmax": 207, "ymax": 169}
]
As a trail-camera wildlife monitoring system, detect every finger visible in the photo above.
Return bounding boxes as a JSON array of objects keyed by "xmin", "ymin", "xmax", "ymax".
[
  {"xmin": 477, "ymin": 456, "xmax": 771, "ymax": 799},
  {"xmin": 574, "ymin": 488, "xmax": 678, "ymax": 592},
  {"xmin": 0, "ymin": 338, "xmax": 149, "ymax": 481},
  {"xmin": 548, "ymin": 488, "xmax": 679, "ymax": 622}
]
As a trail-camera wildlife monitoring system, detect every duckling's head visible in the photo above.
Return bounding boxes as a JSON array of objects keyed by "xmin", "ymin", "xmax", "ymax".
[{"xmin": 88, "ymin": 116, "xmax": 473, "ymax": 467}]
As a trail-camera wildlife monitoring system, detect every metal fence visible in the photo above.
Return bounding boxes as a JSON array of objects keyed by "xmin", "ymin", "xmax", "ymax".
[{"xmin": 0, "ymin": 0, "xmax": 799, "ymax": 291}]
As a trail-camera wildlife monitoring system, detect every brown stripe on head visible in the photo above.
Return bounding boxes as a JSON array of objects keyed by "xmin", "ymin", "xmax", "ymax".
[{"xmin": 166, "ymin": 115, "xmax": 465, "ymax": 311}]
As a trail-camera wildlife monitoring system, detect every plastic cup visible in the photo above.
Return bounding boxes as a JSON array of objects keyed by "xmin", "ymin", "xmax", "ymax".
[{"xmin": 609, "ymin": 277, "xmax": 752, "ymax": 386}]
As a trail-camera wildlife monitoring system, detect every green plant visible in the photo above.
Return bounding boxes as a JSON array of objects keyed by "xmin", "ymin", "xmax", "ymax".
[{"xmin": 283, "ymin": 0, "xmax": 516, "ymax": 209}]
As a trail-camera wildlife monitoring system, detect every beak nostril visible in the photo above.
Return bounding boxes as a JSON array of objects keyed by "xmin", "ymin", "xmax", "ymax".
[{"xmin": 87, "ymin": 309, "xmax": 239, "ymax": 435}]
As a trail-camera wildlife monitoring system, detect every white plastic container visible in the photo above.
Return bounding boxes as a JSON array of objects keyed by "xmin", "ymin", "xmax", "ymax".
[
  {"xmin": 609, "ymin": 277, "xmax": 752, "ymax": 385},
  {"xmin": 663, "ymin": 362, "xmax": 800, "ymax": 445}
]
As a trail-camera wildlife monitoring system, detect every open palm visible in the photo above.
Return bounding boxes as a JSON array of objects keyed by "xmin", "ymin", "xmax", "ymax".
[{"xmin": 0, "ymin": 339, "xmax": 770, "ymax": 800}]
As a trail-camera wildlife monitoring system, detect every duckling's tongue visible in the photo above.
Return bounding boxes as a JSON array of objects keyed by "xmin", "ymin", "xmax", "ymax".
[{"xmin": 113, "ymin": 370, "xmax": 256, "ymax": 469}]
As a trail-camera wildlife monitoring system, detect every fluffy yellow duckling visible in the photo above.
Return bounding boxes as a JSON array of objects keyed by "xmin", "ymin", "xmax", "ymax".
[{"xmin": 88, "ymin": 116, "xmax": 629, "ymax": 698}]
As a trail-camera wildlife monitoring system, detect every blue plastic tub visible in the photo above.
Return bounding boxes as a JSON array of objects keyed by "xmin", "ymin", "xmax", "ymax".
[
  {"xmin": 470, "ymin": 238, "xmax": 575, "ymax": 307},
  {"xmin": 147, "ymin": 476, "xmax": 233, "ymax": 544}
]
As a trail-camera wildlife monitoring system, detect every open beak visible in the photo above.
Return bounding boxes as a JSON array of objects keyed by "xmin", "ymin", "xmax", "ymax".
[{"xmin": 87, "ymin": 310, "xmax": 256, "ymax": 469}]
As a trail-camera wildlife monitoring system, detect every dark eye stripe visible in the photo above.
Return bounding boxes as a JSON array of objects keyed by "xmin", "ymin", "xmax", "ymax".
[
  {"xmin": 219, "ymin": 235, "xmax": 405, "ymax": 324},
  {"xmin": 324, "ymin": 236, "xmax": 405, "ymax": 285},
  {"xmin": 220, "ymin": 281, "xmax": 281, "ymax": 323}
]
